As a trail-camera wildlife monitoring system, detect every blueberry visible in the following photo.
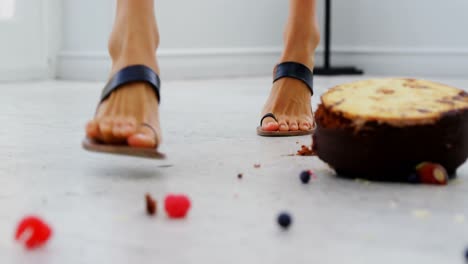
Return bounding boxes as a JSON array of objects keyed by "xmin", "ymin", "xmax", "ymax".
[
  {"xmin": 277, "ymin": 212, "xmax": 292, "ymax": 229},
  {"xmin": 465, "ymin": 247, "xmax": 468, "ymax": 263},
  {"xmin": 407, "ymin": 173, "xmax": 420, "ymax": 184},
  {"xmin": 300, "ymin": 171, "xmax": 311, "ymax": 184}
]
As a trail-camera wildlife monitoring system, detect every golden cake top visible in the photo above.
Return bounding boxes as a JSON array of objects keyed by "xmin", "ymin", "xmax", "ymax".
[{"xmin": 321, "ymin": 78, "xmax": 468, "ymax": 126}]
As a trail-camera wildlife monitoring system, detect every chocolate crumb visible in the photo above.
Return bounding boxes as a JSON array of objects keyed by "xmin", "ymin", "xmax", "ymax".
[
  {"xmin": 145, "ymin": 193, "xmax": 157, "ymax": 216},
  {"xmin": 297, "ymin": 145, "xmax": 316, "ymax": 156},
  {"xmin": 254, "ymin": 164, "xmax": 261, "ymax": 168},
  {"xmin": 237, "ymin": 173, "xmax": 243, "ymax": 179}
]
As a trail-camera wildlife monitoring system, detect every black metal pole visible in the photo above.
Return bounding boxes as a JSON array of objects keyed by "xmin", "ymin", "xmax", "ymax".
[
  {"xmin": 324, "ymin": 0, "xmax": 331, "ymax": 69},
  {"xmin": 314, "ymin": 0, "xmax": 363, "ymax": 75}
]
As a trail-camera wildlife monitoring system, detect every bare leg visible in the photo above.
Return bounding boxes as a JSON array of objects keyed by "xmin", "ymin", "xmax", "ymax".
[
  {"xmin": 260, "ymin": 0, "xmax": 320, "ymax": 132},
  {"xmin": 86, "ymin": 0, "xmax": 161, "ymax": 148}
]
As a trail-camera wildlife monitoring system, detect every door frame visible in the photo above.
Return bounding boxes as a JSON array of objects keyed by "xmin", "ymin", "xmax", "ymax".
[{"xmin": 0, "ymin": 0, "xmax": 61, "ymax": 81}]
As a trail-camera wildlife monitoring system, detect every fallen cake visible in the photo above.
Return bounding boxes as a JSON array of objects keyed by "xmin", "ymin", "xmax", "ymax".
[{"xmin": 313, "ymin": 78, "xmax": 468, "ymax": 181}]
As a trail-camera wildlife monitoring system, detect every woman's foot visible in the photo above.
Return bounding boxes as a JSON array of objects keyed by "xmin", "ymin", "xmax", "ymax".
[
  {"xmin": 85, "ymin": 0, "xmax": 161, "ymax": 148},
  {"xmin": 260, "ymin": 66, "xmax": 315, "ymax": 132},
  {"xmin": 86, "ymin": 82, "xmax": 161, "ymax": 148},
  {"xmin": 260, "ymin": 0, "xmax": 320, "ymax": 133},
  {"xmin": 260, "ymin": 43, "xmax": 318, "ymax": 133}
]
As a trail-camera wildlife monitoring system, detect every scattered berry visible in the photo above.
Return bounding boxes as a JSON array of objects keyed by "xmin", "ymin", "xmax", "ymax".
[
  {"xmin": 416, "ymin": 162, "xmax": 448, "ymax": 185},
  {"xmin": 237, "ymin": 173, "xmax": 243, "ymax": 179},
  {"xmin": 300, "ymin": 170, "xmax": 311, "ymax": 184},
  {"xmin": 15, "ymin": 216, "xmax": 52, "ymax": 249},
  {"xmin": 145, "ymin": 193, "xmax": 157, "ymax": 216},
  {"xmin": 254, "ymin": 164, "xmax": 261, "ymax": 168},
  {"xmin": 277, "ymin": 212, "xmax": 292, "ymax": 229},
  {"xmin": 164, "ymin": 194, "xmax": 191, "ymax": 218}
]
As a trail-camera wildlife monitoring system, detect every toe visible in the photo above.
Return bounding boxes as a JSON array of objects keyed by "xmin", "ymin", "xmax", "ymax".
[
  {"xmin": 278, "ymin": 120, "xmax": 289, "ymax": 131},
  {"xmin": 261, "ymin": 117, "xmax": 279, "ymax": 131},
  {"xmin": 86, "ymin": 120, "xmax": 100, "ymax": 138},
  {"xmin": 299, "ymin": 121, "xmax": 311, "ymax": 131},
  {"xmin": 111, "ymin": 117, "xmax": 136, "ymax": 139},
  {"xmin": 127, "ymin": 125, "xmax": 158, "ymax": 148},
  {"xmin": 120, "ymin": 118, "xmax": 137, "ymax": 137},
  {"xmin": 98, "ymin": 118, "xmax": 114, "ymax": 141},
  {"xmin": 111, "ymin": 117, "xmax": 125, "ymax": 138},
  {"xmin": 289, "ymin": 120, "xmax": 299, "ymax": 131}
]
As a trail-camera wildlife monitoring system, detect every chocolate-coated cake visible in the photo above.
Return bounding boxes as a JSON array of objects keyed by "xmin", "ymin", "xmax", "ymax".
[{"xmin": 313, "ymin": 78, "xmax": 468, "ymax": 181}]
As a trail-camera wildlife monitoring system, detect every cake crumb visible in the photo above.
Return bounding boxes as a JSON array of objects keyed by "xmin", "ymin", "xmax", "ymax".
[
  {"xmin": 237, "ymin": 173, "xmax": 243, "ymax": 179},
  {"xmin": 145, "ymin": 193, "xmax": 157, "ymax": 216},
  {"xmin": 254, "ymin": 164, "xmax": 261, "ymax": 168},
  {"xmin": 297, "ymin": 145, "xmax": 315, "ymax": 156}
]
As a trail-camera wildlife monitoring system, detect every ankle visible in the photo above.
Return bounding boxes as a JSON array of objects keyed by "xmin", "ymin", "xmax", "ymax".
[
  {"xmin": 281, "ymin": 26, "xmax": 320, "ymax": 69},
  {"xmin": 109, "ymin": 28, "xmax": 159, "ymax": 58},
  {"xmin": 108, "ymin": 17, "xmax": 159, "ymax": 73},
  {"xmin": 280, "ymin": 51, "xmax": 315, "ymax": 70}
]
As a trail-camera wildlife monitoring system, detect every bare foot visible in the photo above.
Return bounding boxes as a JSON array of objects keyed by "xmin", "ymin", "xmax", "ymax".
[
  {"xmin": 260, "ymin": 0, "xmax": 319, "ymax": 133},
  {"xmin": 260, "ymin": 56, "xmax": 315, "ymax": 132},
  {"xmin": 85, "ymin": 8, "xmax": 161, "ymax": 149}
]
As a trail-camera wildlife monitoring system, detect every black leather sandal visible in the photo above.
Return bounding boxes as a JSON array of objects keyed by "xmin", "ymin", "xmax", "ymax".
[
  {"xmin": 257, "ymin": 62, "xmax": 316, "ymax": 137},
  {"xmin": 82, "ymin": 65, "xmax": 165, "ymax": 159}
]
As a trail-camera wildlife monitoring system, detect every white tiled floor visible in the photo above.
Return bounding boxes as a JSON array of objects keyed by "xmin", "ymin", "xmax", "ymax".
[{"xmin": 0, "ymin": 76, "xmax": 467, "ymax": 264}]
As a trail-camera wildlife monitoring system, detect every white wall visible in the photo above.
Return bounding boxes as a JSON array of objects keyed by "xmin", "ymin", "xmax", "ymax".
[
  {"xmin": 0, "ymin": 0, "xmax": 60, "ymax": 81},
  {"xmin": 58, "ymin": 0, "xmax": 468, "ymax": 80}
]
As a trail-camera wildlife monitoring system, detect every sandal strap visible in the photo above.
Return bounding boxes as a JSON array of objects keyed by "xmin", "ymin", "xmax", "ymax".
[
  {"xmin": 141, "ymin": 122, "xmax": 159, "ymax": 143},
  {"xmin": 100, "ymin": 65, "xmax": 161, "ymax": 104},
  {"xmin": 260, "ymin": 113, "xmax": 278, "ymax": 126},
  {"xmin": 273, "ymin": 62, "xmax": 313, "ymax": 95}
]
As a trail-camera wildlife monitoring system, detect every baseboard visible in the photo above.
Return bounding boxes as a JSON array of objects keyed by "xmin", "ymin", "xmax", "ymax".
[
  {"xmin": 319, "ymin": 46, "xmax": 468, "ymax": 78},
  {"xmin": 0, "ymin": 67, "xmax": 48, "ymax": 82},
  {"xmin": 56, "ymin": 46, "xmax": 468, "ymax": 81},
  {"xmin": 56, "ymin": 47, "xmax": 283, "ymax": 81}
]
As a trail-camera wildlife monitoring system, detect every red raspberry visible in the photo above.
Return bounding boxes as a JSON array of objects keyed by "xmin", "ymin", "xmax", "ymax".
[
  {"xmin": 164, "ymin": 194, "xmax": 191, "ymax": 218},
  {"xmin": 15, "ymin": 216, "xmax": 52, "ymax": 249},
  {"xmin": 416, "ymin": 162, "xmax": 448, "ymax": 185}
]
